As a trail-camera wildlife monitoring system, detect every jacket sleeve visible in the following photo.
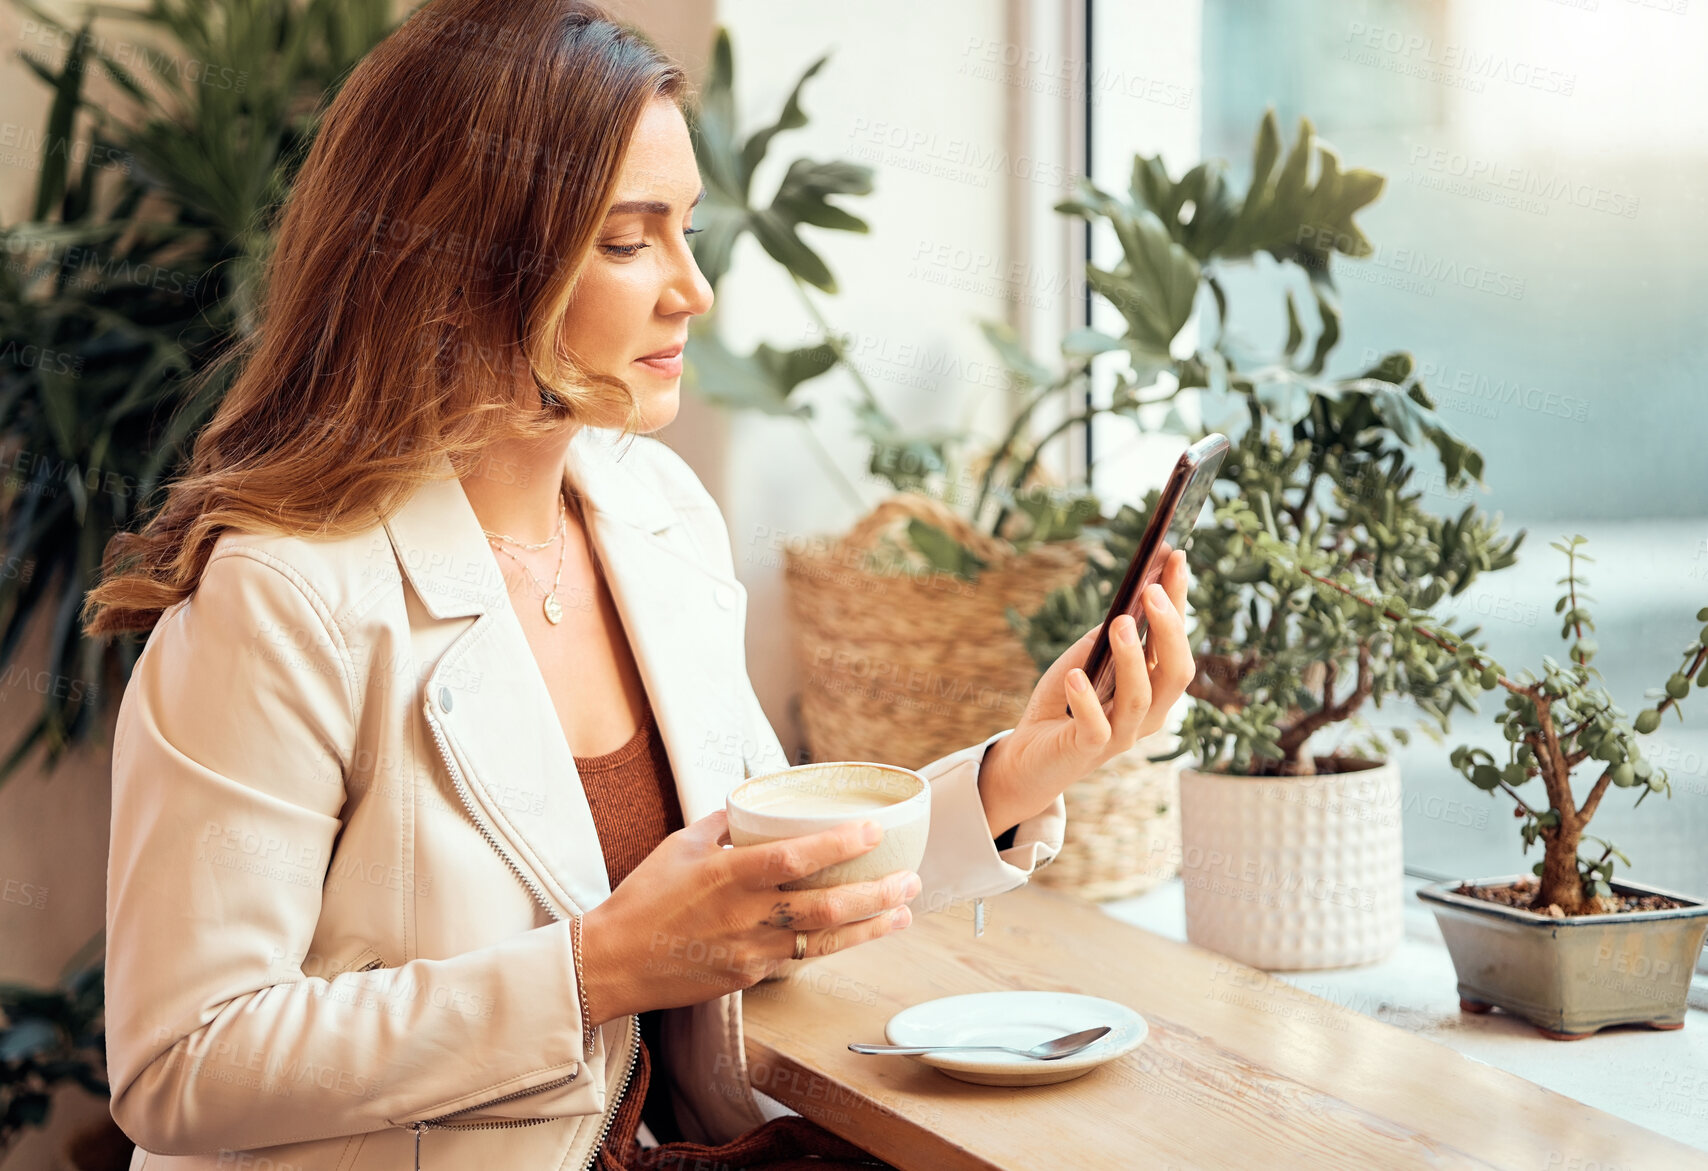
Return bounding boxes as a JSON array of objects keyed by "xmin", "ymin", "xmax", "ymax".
[
  {"xmin": 105, "ymin": 549, "xmax": 608, "ymax": 1156},
  {"xmin": 644, "ymin": 434, "xmax": 1069, "ymax": 922},
  {"xmin": 908, "ymin": 728, "xmax": 1066, "ymax": 912}
]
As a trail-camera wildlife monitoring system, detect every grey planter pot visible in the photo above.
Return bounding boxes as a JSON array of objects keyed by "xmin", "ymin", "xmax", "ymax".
[{"xmin": 1418, "ymin": 874, "xmax": 1708, "ymax": 1040}]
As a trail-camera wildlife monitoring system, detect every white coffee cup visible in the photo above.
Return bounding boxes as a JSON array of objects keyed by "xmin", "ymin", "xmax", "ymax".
[{"xmin": 725, "ymin": 761, "xmax": 930, "ymax": 912}]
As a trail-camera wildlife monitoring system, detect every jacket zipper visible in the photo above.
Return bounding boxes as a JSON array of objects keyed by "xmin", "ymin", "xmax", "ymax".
[
  {"xmin": 577, "ymin": 1010, "xmax": 640, "ymax": 1171},
  {"xmin": 409, "ymin": 697, "xmax": 639, "ymax": 1167},
  {"xmin": 424, "ymin": 698, "xmax": 566, "ymax": 924}
]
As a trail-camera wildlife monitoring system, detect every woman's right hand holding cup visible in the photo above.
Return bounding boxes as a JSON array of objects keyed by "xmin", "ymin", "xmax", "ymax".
[{"xmin": 578, "ymin": 808, "xmax": 920, "ymax": 1027}]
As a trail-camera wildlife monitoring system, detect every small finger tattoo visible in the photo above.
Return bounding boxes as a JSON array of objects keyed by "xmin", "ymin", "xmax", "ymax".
[{"xmin": 764, "ymin": 901, "xmax": 800, "ymax": 929}]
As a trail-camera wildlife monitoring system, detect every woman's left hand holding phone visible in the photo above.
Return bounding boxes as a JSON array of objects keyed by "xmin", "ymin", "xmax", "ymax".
[{"xmin": 973, "ymin": 548, "xmax": 1194, "ymax": 837}]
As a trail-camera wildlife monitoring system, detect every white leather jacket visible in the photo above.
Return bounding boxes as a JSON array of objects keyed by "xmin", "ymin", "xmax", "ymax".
[{"xmin": 105, "ymin": 425, "xmax": 1067, "ymax": 1169}]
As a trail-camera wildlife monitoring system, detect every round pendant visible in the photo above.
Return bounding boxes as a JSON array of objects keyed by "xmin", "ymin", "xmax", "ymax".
[{"xmin": 543, "ymin": 594, "xmax": 563, "ymax": 624}]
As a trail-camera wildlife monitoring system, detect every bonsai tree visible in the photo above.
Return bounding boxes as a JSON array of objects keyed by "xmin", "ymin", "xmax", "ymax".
[{"xmin": 1272, "ymin": 534, "xmax": 1704, "ymax": 914}]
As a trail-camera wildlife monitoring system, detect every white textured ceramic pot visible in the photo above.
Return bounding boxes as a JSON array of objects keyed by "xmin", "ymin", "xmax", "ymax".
[{"xmin": 1178, "ymin": 756, "xmax": 1404, "ymax": 970}]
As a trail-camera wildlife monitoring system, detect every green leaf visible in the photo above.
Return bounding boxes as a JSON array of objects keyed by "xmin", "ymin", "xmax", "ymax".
[
  {"xmin": 980, "ymin": 320, "xmax": 1053, "ymax": 387},
  {"xmin": 1093, "ymin": 205, "xmax": 1201, "ymax": 352},
  {"xmin": 739, "ymin": 53, "xmax": 830, "ymax": 186},
  {"xmin": 30, "ymin": 17, "xmax": 92, "ymax": 222},
  {"xmin": 1305, "ymin": 282, "xmax": 1341, "ymax": 375},
  {"xmin": 682, "ymin": 319, "xmax": 827, "ymax": 416},
  {"xmin": 1061, "ymin": 328, "xmax": 1128, "ymax": 359},
  {"xmin": 771, "ymin": 157, "xmax": 873, "ymax": 234},
  {"xmin": 904, "ymin": 518, "xmax": 987, "ymax": 580},
  {"xmin": 687, "ymin": 32, "xmax": 872, "ymax": 296},
  {"xmin": 1219, "ymin": 112, "xmax": 1385, "ymax": 268},
  {"xmin": 747, "ymin": 207, "xmax": 836, "ymax": 292}
]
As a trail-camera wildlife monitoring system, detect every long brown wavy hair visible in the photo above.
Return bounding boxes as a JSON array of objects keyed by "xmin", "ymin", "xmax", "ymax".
[{"xmin": 82, "ymin": 0, "xmax": 687, "ymax": 639}]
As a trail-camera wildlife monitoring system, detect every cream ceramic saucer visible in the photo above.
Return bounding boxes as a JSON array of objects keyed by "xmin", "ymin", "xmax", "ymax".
[{"xmin": 882, "ymin": 991, "xmax": 1147, "ymax": 1086}]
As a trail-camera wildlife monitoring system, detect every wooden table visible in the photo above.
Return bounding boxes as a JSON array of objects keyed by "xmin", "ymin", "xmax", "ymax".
[{"xmin": 740, "ymin": 882, "xmax": 1708, "ymax": 1171}]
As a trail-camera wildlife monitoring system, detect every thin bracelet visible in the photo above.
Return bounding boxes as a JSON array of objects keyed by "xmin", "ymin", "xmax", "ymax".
[{"xmin": 571, "ymin": 913, "xmax": 598, "ymax": 1054}]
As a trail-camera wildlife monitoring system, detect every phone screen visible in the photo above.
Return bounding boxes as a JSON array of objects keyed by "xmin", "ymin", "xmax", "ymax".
[{"xmin": 1075, "ymin": 434, "xmax": 1227, "ymax": 712}]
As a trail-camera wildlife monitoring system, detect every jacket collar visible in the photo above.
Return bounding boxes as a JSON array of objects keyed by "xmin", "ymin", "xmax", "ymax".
[
  {"xmin": 381, "ymin": 426, "xmax": 751, "ymax": 913},
  {"xmin": 384, "ymin": 425, "xmax": 681, "ymax": 622}
]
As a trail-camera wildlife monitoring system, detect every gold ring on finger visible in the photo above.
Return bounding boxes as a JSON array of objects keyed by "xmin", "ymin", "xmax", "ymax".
[{"xmin": 793, "ymin": 930, "xmax": 807, "ymax": 960}]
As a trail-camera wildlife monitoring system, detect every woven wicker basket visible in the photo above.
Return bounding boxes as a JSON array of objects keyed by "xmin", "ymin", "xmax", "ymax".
[
  {"xmin": 781, "ymin": 491, "xmax": 1182, "ymax": 901},
  {"xmin": 1031, "ymin": 727, "xmax": 1183, "ymax": 901}
]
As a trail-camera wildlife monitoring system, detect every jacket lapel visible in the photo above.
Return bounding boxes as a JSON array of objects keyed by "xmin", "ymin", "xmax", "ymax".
[{"xmin": 384, "ymin": 427, "xmax": 751, "ymax": 915}]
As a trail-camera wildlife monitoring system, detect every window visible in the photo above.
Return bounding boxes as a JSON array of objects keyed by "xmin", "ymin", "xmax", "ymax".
[{"xmin": 1089, "ymin": 0, "xmax": 1708, "ymax": 901}]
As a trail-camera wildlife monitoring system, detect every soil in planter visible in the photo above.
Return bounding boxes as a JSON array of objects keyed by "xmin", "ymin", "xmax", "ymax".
[
  {"xmin": 1453, "ymin": 875, "xmax": 1693, "ymax": 918},
  {"xmin": 1213, "ymin": 753, "xmax": 1385, "ymax": 777}
]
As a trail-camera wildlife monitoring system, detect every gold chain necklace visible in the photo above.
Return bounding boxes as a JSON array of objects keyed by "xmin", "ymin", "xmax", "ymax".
[{"xmin": 483, "ymin": 491, "xmax": 569, "ymax": 624}]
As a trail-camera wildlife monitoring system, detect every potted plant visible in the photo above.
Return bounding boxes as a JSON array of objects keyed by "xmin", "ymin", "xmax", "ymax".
[
  {"xmin": 1390, "ymin": 536, "xmax": 1708, "ymax": 1039},
  {"xmin": 1020, "ymin": 423, "xmax": 1523, "ymax": 968},
  {"xmin": 1249, "ymin": 531, "xmax": 1708, "ymax": 1033}
]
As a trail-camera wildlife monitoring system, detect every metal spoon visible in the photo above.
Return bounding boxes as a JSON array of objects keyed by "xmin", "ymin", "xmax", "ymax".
[{"xmin": 849, "ymin": 1025, "xmax": 1111, "ymax": 1060}]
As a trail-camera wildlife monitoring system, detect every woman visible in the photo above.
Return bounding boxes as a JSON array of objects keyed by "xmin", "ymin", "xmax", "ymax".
[{"xmin": 85, "ymin": 2, "xmax": 1194, "ymax": 1168}]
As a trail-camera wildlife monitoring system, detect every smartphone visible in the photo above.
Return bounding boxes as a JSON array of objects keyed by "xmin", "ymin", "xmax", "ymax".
[{"xmin": 1069, "ymin": 433, "xmax": 1229, "ymax": 715}]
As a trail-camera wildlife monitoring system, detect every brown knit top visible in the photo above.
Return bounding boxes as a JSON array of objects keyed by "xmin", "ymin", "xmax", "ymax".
[{"xmin": 574, "ymin": 701, "xmax": 685, "ymax": 888}]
